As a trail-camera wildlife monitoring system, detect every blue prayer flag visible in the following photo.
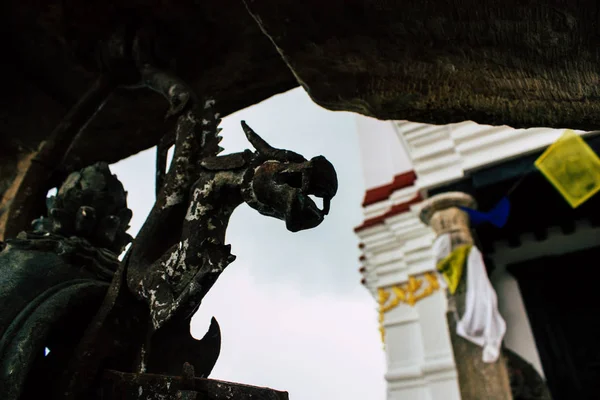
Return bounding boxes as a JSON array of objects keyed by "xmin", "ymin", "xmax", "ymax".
[{"xmin": 460, "ymin": 196, "xmax": 510, "ymax": 228}]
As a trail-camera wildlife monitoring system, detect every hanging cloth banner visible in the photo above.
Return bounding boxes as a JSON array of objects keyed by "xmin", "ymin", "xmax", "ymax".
[
  {"xmin": 535, "ymin": 129, "xmax": 600, "ymax": 208},
  {"xmin": 456, "ymin": 246, "xmax": 506, "ymax": 363},
  {"xmin": 460, "ymin": 196, "xmax": 511, "ymax": 228},
  {"xmin": 432, "ymin": 233, "xmax": 470, "ymax": 294},
  {"xmin": 432, "ymin": 234, "xmax": 506, "ymax": 363},
  {"xmin": 451, "ymin": 130, "xmax": 599, "ymax": 230},
  {"xmin": 436, "ymin": 243, "xmax": 472, "ymax": 294}
]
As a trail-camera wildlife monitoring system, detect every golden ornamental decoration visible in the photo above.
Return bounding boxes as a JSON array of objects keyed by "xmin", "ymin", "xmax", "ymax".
[{"xmin": 377, "ymin": 271, "xmax": 440, "ymax": 343}]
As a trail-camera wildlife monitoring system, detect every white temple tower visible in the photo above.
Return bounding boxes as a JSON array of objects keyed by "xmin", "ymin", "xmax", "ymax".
[{"xmin": 355, "ymin": 116, "xmax": 600, "ymax": 400}]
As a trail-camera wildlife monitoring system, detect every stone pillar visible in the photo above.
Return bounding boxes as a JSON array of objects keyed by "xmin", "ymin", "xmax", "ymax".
[{"xmin": 419, "ymin": 192, "xmax": 513, "ymax": 400}]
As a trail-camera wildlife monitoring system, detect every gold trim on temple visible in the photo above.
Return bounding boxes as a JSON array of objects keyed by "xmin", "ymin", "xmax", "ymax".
[{"xmin": 378, "ymin": 271, "xmax": 440, "ymax": 343}]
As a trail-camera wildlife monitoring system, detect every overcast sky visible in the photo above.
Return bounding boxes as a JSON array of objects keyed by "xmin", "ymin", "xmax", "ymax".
[{"xmin": 110, "ymin": 87, "xmax": 386, "ymax": 399}]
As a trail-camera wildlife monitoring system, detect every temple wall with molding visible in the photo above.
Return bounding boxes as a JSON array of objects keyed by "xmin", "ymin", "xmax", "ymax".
[{"xmin": 355, "ymin": 116, "xmax": 594, "ymax": 399}]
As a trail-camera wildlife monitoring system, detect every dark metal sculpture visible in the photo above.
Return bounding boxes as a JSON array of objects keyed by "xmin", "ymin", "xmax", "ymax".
[{"xmin": 0, "ymin": 30, "xmax": 338, "ymax": 399}]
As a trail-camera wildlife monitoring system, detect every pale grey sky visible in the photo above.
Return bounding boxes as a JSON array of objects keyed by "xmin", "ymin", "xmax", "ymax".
[{"xmin": 110, "ymin": 88, "xmax": 386, "ymax": 399}]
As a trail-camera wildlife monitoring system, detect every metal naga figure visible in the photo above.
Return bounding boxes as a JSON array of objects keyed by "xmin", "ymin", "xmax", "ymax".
[{"xmin": 0, "ymin": 29, "xmax": 338, "ymax": 400}]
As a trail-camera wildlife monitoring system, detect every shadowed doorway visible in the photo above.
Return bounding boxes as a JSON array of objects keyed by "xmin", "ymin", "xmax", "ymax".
[{"xmin": 509, "ymin": 247, "xmax": 600, "ymax": 400}]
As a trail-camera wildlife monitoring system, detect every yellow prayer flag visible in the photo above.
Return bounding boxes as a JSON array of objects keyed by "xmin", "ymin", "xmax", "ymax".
[
  {"xmin": 535, "ymin": 130, "xmax": 600, "ymax": 208},
  {"xmin": 436, "ymin": 244, "xmax": 472, "ymax": 294}
]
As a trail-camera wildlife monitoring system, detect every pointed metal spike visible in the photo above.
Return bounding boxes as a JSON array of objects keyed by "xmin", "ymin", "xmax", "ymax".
[
  {"xmin": 189, "ymin": 317, "xmax": 221, "ymax": 379},
  {"xmin": 241, "ymin": 120, "xmax": 277, "ymax": 155}
]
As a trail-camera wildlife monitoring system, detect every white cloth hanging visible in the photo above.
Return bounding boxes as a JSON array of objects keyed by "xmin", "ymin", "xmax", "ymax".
[
  {"xmin": 431, "ymin": 234, "xmax": 506, "ymax": 363},
  {"xmin": 456, "ymin": 246, "xmax": 506, "ymax": 363},
  {"xmin": 431, "ymin": 233, "xmax": 451, "ymax": 291},
  {"xmin": 432, "ymin": 233, "xmax": 452, "ymax": 262}
]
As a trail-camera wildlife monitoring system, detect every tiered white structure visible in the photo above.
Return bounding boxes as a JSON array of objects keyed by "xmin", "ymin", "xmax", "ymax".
[{"xmin": 355, "ymin": 116, "xmax": 593, "ymax": 400}]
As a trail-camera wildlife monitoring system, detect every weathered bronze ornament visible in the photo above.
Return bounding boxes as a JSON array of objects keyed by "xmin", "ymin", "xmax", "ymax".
[{"xmin": 0, "ymin": 29, "xmax": 337, "ymax": 400}]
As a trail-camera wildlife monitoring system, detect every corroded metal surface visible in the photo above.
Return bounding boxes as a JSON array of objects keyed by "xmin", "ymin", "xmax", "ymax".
[
  {"xmin": 0, "ymin": 40, "xmax": 338, "ymax": 398},
  {"xmin": 102, "ymin": 368, "xmax": 289, "ymax": 400},
  {"xmin": 0, "ymin": 76, "xmax": 115, "ymax": 242},
  {"xmin": 0, "ymin": 163, "xmax": 129, "ymax": 399}
]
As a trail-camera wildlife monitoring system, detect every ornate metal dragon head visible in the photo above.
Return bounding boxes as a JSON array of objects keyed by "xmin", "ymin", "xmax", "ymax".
[{"xmin": 239, "ymin": 121, "xmax": 338, "ymax": 232}]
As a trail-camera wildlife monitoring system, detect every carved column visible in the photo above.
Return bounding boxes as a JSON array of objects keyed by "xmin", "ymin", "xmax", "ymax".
[{"xmin": 419, "ymin": 192, "xmax": 512, "ymax": 400}]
